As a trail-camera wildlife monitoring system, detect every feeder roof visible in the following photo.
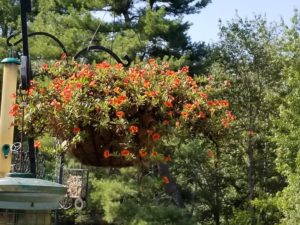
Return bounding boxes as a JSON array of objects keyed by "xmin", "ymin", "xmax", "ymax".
[{"xmin": 0, "ymin": 174, "xmax": 66, "ymax": 210}]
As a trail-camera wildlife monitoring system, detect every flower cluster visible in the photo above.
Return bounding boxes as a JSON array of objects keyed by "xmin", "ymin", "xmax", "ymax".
[{"xmin": 13, "ymin": 59, "xmax": 234, "ymax": 166}]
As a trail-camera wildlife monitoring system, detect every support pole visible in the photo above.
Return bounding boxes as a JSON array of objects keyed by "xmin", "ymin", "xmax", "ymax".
[{"xmin": 20, "ymin": 0, "xmax": 36, "ymax": 177}]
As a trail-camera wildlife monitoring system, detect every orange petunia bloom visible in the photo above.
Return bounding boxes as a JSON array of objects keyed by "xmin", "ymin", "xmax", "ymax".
[
  {"xmin": 164, "ymin": 101, "xmax": 173, "ymax": 108},
  {"xmin": 184, "ymin": 103, "xmax": 194, "ymax": 111},
  {"xmin": 152, "ymin": 133, "xmax": 160, "ymax": 142},
  {"xmin": 200, "ymin": 92, "xmax": 208, "ymax": 100},
  {"xmin": 103, "ymin": 150, "xmax": 110, "ymax": 158},
  {"xmin": 51, "ymin": 99, "xmax": 62, "ymax": 110},
  {"xmin": 163, "ymin": 120, "xmax": 169, "ymax": 125},
  {"xmin": 95, "ymin": 61, "xmax": 110, "ymax": 69},
  {"xmin": 180, "ymin": 66, "xmax": 189, "ymax": 73},
  {"xmin": 151, "ymin": 151, "xmax": 158, "ymax": 157},
  {"xmin": 73, "ymin": 127, "xmax": 80, "ymax": 134},
  {"xmin": 163, "ymin": 155, "xmax": 172, "ymax": 162},
  {"xmin": 34, "ymin": 140, "xmax": 41, "ymax": 148},
  {"xmin": 198, "ymin": 111, "xmax": 206, "ymax": 119},
  {"xmin": 181, "ymin": 111, "xmax": 189, "ymax": 119},
  {"xmin": 60, "ymin": 52, "xmax": 67, "ymax": 60},
  {"xmin": 111, "ymin": 95, "xmax": 127, "ymax": 106},
  {"xmin": 148, "ymin": 58, "xmax": 156, "ymax": 64},
  {"xmin": 116, "ymin": 111, "xmax": 125, "ymax": 118},
  {"xmin": 207, "ymin": 150, "xmax": 214, "ymax": 158},
  {"xmin": 9, "ymin": 104, "xmax": 20, "ymax": 116},
  {"xmin": 147, "ymin": 130, "xmax": 153, "ymax": 136},
  {"xmin": 114, "ymin": 87, "xmax": 121, "ymax": 94},
  {"xmin": 121, "ymin": 149, "xmax": 130, "ymax": 156},
  {"xmin": 42, "ymin": 63, "xmax": 48, "ymax": 70},
  {"xmin": 221, "ymin": 118, "xmax": 229, "ymax": 128},
  {"xmin": 162, "ymin": 176, "xmax": 170, "ymax": 184},
  {"xmin": 139, "ymin": 149, "xmax": 148, "ymax": 158},
  {"xmin": 144, "ymin": 80, "xmax": 150, "ymax": 88},
  {"xmin": 89, "ymin": 80, "xmax": 97, "ymax": 87},
  {"xmin": 220, "ymin": 100, "xmax": 229, "ymax": 107},
  {"xmin": 129, "ymin": 125, "xmax": 139, "ymax": 134}
]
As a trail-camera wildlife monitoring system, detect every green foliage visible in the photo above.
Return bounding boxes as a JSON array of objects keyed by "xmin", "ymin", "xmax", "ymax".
[
  {"xmin": 209, "ymin": 14, "xmax": 286, "ymax": 224},
  {"xmin": 91, "ymin": 168, "xmax": 195, "ymax": 225},
  {"xmin": 271, "ymin": 10, "xmax": 300, "ymax": 225}
]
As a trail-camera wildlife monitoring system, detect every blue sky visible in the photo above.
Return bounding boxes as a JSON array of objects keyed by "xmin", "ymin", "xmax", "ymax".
[{"xmin": 185, "ymin": 0, "xmax": 300, "ymax": 43}]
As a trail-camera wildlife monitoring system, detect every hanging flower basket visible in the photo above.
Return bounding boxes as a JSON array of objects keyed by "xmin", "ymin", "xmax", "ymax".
[{"xmin": 12, "ymin": 59, "xmax": 234, "ymax": 167}]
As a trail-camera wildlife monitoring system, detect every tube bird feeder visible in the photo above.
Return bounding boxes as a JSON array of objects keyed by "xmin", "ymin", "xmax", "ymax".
[{"xmin": 0, "ymin": 58, "xmax": 20, "ymax": 177}]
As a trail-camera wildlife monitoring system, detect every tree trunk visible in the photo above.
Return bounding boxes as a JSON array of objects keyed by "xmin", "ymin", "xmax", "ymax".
[
  {"xmin": 213, "ymin": 148, "xmax": 221, "ymax": 225},
  {"xmin": 159, "ymin": 163, "xmax": 184, "ymax": 207},
  {"xmin": 247, "ymin": 138, "xmax": 256, "ymax": 225}
]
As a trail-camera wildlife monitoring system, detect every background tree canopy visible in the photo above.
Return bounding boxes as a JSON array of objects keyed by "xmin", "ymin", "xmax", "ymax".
[{"xmin": 1, "ymin": 1, "xmax": 300, "ymax": 225}]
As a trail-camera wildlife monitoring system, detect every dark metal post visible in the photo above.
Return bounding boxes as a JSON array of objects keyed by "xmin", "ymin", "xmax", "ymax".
[
  {"xmin": 20, "ymin": 0, "xmax": 36, "ymax": 177},
  {"xmin": 58, "ymin": 153, "xmax": 65, "ymax": 185},
  {"xmin": 20, "ymin": 0, "xmax": 31, "ymax": 57},
  {"xmin": 55, "ymin": 152, "xmax": 65, "ymax": 225}
]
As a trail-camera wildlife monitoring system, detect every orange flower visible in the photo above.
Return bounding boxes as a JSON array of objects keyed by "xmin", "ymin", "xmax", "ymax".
[
  {"xmin": 42, "ymin": 63, "xmax": 48, "ymax": 70},
  {"xmin": 39, "ymin": 88, "xmax": 46, "ymax": 94},
  {"xmin": 129, "ymin": 125, "xmax": 139, "ymax": 134},
  {"xmin": 180, "ymin": 66, "xmax": 189, "ymax": 73},
  {"xmin": 54, "ymin": 61, "xmax": 60, "ymax": 67},
  {"xmin": 151, "ymin": 151, "xmax": 158, "ymax": 157},
  {"xmin": 163, "ymin": 155, "xmax": 172, "ymax": 162},
  {"xmin": 60, "ymin": 87, "xmax": 73, "ymax": 102},
  {"xmin": 115, "ymin": 63, "xmax": 123, "ymax": 70},
  {"xmin": 114, "ymin": 87, "xmax": 121, "ymax": 94},
  {"xmin": 121, "ymin": 149, "xmax": 130, "ymax": 156},
  {"xmin": 181, "ymin": 111, "xmax": 189, "ymax": 119},
  {"xmin": 148, "ymin": 58, "xmax": 156, "ymax": 64},
  {"xmin": 200, "ymin": 92, "xmax": 208, "ymax": 100},
  {"xmin": 60, "ymin": 52, "xmax": 67, "ymax": 60},
  {"xmin": 76, "ymin": 83, "xmax": 83, "ymax": 89},
  {"xmin": 207, "ymin": 150, "xmax": 214, "ymax": 158},
  {"xmin": 89, "ymin": 80, "xmax": 97, "ymax": 87},
  {"xmin": 103, "ymin": 150, "xmax": 110, "ymax": 158},
  {"xmin": 95, "ymin": 61, "xmax": 110, "ymax": 69},
  {"xmin": 144, "ymin": 80, "xmax": 150, "ymax": 88},
  {"xmin": 152, "ymin": 133, "xmax": 160, "ymax": 142},
  {"xmin": 198, "ymin": 111, "xmax": 206, "ymax": 119},
  {"xmin": 26, "ymin": 87, "xmax": 34, "ymax": 96},
  {"xmin": 110, "ymin": 95, "xmax": 127, "ymax": 106},
  {"xmin": 34, "ymin": 140, "xmax": 41, "ymax": 148},
  {"xmin": 164, "ymin": 101, "xmax": 173, "ymax": 108},
  {"xmin": 139, "ymin": 149, "xmax": 148, "ymax": 158},
  {"xmin": 221, "ymin": 118, "xmax": 229, "ymax": 128},
  {"xmin": 184, "ymin": 103, "xmax": 194, "ymax": 111},
  {"xmin": 116, "ymin": 111, "xmax": 125, "ymax": 118},
  {"xmin": 163, "ymin": 120, "xmax": 169, "ymax": 125},
  {"xmin": 162, "ymin": 176, "xmax": 170, "ymax": 184},
  {"xmin": 9, "ymin": 104, "xmax": 20, "ymax": 116},
  {"xmin": 166, "ymin": 70, "xmax": 176, "ymax": 76},
  {"xmin": 147, "ymin": 130, "xmax": 153, "ymax": 136},
  {"xmin": 220, "ymin": 100, "xmax": 229, "ymax": 107},
  {"xmin": 73, "ymin": 127, "xmax": 80, "ymax": 134},
  {"xmin": 145, "ymin": 90, "xmax": 158, "ymax": 97},
  {"xmin": 226, "ymin": 110, "xmax": 236, "ymax": 121},
  {"xmin": 51, "ymin": 99, "xmax": 62, "ymax": 110}
]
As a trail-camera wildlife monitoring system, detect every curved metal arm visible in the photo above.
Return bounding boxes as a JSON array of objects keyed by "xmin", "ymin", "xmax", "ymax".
[
  {"xmin": 7, "ymin": 32, "xmax": 68, "ymax": 56},
  {"xmin": 74, "ymin": 45, "xmax": 131, "ymax": 67}
]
